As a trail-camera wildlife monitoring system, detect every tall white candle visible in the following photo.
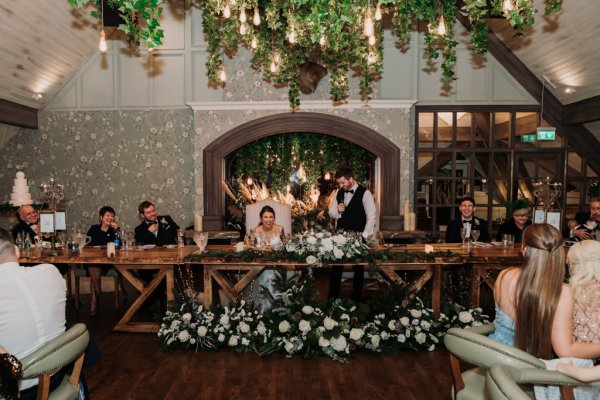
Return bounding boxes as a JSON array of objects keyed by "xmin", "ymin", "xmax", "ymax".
[
  {"xmin": 194, "ymin": 212, "xmax": 203, "ymax": 232},
  {"xmin": 403, "ymin": 199, "xmax": 411, "ymax": 231},
  {"xmin": 409, "ymin": 212, "xmax": 417, "ymax": 231}
]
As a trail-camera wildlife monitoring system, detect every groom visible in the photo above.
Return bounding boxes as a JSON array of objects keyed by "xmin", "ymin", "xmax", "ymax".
[{"xmin": 328, "ymin": 167, "xmax": 377, "ymax": 302}]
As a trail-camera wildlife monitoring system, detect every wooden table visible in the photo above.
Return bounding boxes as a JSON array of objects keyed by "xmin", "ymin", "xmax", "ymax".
[{"xmin": 19, "ymin": 245, "xmax": 196, "ymax": 333}]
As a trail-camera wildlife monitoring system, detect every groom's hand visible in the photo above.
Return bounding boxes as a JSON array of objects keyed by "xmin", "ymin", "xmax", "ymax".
[{"xmin": 337, "ymin": 204, "xmax": 346, "ymax": 214}]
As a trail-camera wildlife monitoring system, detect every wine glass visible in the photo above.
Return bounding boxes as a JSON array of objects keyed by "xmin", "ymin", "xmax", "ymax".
[
  {"xmin": 193, "ymin": 231, "xmax": 208, "ymax": 252},
  {"xmin": 471, "ymin": 229, "xmax": 480, "ymax": 244},
  {"xmin": 56, "ymin": 231, "xmax": 67, "ymax": 249},
  {"xmin": 460, "ymin": 228, "xmax": 468, "ymax": 247}
]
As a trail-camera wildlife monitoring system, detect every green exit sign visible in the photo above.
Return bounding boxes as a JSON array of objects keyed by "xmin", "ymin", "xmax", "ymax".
[
  {"xmin": 521, "ymin": 133, "xmax": 536, "ymax": 143},
  {"xmin": 537, "ymin": 127, "xmax": 556, "ymax": 141}
]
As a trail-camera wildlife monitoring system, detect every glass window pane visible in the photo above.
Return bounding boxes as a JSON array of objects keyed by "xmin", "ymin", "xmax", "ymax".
[
  {"xmin": 435, "ymin": 179, "xmax": 454, "ymax": 205},
  {"xmin": 567, "ymin": 152, "xmax": 583, "ymax": 176},
  {"xmin": 437, "ymin": 152, "xmax": 456, "ymax": 177},
  {"xmin": 437, "ymin": 112, "xmax": 454, "ymax": 148},
  {"xmin": 456, "ymin": 178, "xmax": 471, "ymax": 199},
  {"xmin": 418, "ymin": 113, "xmax": 434, "ymax": 148},
  {"xmin": 515, "ymin": 112, "xmax": 538, "ymax": 149},
  {"xmin": 491, "ymin": 152, "xmax": 510, "ymax": 179},
  {"xmin": 456, "ymin": 113, "xmax": 472, "ymax": 148},
  {"xmin": 491, "ymin": 179, "xmax": 509, "ymax": 207},
  {"xmin": 417, "ymin": 178, "xmax": 434, "ymax": 205},
  {"xmin": 436, "ymin": 207, "xmax": 454, "ymax": 231},
  {"xmin": 494, "ymin": 112, "xmax": 511, "ymax": 148},
  {"xmin": 473, "ymin": 112, "xmax": 491, "ymax": 148},
  {"xmin": 565, "ymin": 180, "xmax": 583, "ymax": 210},
  {"xmin": 417, "ymin": 151, "xmax": 434, "ymax": 178},
  {"xmin": 587, "ymin": 165, "xmax": 598, "ymax": 179}
]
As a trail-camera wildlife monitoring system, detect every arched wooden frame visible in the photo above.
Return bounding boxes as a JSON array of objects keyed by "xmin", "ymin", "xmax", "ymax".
[{"xmin": 203, "ymin": 112, "xmax": 402, "ymax": 231}]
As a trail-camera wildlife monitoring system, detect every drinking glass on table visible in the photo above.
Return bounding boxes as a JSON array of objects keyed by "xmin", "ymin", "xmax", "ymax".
[
  {"xmin": 471, "ymin": 229, "xmax": 480, "ymax": 244},
  {"xmin": 193, "ymin": 231, "xmax": 209, "ymax": 252},
  {"xmin": 460, "ymin": 228, "xmax": 468, "ymax": 247}
]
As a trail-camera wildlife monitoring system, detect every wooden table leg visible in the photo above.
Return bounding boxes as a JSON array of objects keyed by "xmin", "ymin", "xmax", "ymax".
[
  {"xmin": 470, "ymin": 265, "xmax": 481, "ymax": 309},
  {"xmin": 432, "ymin": 267, "xmax": 441, "ymax": 319},
  {"xmin": 166, "ymin": 266, "xmax": 174, "ymax": 302},
  {"xmin": 203, "ymin": 265, "xmax": 213, "ymax": 309}
]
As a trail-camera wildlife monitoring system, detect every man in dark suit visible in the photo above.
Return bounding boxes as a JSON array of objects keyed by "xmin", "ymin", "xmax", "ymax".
[
  {"xmin": 134, "ymin": 201, "xmax": 179, "ymax": 246},
  {"xmin": 445, "ymin": 196, "xmax": 490, "ymax": 243},
  {"xmin": 327, "ymin": 167, "xmax": 377, "ymax": 302},
  {"xmin": 565, "ymin": 197, "xmax": 600, "ymax": 241},
  {"xmin": 11, "ymin": 205, "xmax": 39, "ymax": 242}
]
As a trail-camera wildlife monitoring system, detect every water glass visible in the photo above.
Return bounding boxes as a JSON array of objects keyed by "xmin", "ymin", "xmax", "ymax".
[
  {"xmin": 471, "ymin": 230, "xmax": 480, "ymax": 243},
  {"xmin": 193, "ymin": 231, "xmax": 209, "ymax": 252},
  {"xmin": 460, "ymin": 228, "xmax": 468, "ymax": 247},
  {"xmin": 502, "ymin": 234, "xmax": 514, "ymax": 248}
]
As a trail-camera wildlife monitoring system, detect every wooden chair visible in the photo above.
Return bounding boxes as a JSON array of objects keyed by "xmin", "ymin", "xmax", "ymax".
[{"xmin": 72, "ymin": 266, "xmax": 127, "ymax": 310}]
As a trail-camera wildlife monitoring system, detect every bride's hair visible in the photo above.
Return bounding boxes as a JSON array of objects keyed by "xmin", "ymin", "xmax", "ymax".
[
  {"xmin": 568, "ymin": 240, "xmax": 600, "ymax": 307},
  {"xmin": 258, "ymin": 206, "xmax": 276, "ymax": 225}
]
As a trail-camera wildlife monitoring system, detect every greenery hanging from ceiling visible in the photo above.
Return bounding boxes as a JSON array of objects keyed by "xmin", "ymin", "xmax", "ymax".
[
  {"xmin": 231, "ymin": 133, "xmax": 369, "ymax": 197},
  {"xmin": 70, "ymin": 0, "xmax": 563, "ymax": 108}
]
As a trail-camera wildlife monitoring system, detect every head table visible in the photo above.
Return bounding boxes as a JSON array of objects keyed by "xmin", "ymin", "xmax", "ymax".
[{"xmin": 18, "ymin": 243, "xmax": 523, "ymax": 333}]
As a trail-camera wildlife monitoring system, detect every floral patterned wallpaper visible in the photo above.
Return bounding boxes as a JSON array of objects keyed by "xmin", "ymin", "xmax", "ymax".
[{"xmin": 0, "ymin": 109, "xmax": 195, "ymax": 232}]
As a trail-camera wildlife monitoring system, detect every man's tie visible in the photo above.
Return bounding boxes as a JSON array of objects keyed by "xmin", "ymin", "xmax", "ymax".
[
  {"xmin": 344, "ymin": 189, "xmax": 354, "ymax": 194},
  {"xmin": 462, "ymin": 220, "xmax": 472, "ymax": 224}
]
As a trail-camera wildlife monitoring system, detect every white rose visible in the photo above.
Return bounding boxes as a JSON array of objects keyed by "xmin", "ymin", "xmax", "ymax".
[
  {"xmin": 279, "ymin": 320, "xmax": 290, "ymax": 333},
  {"xmin": 420, "ymin": 321, "xmax": 431, "ymax": 330},
  {"xmin": 410, "ymin": 309, "xmax": 422, "ymax": 318},
  {"xmin": 218, "ymin": 333, "xmax": 225, "ymax": 342},
  {"xmin": 388, "ymin": 320, "xmax": 397, "ymax": 330},
  {"xmin": 333, "ymin": 235, "xmax": 347, "ymax": 245},
  {"xmin": 345, "ymin": 252, "xmax": 352, "ymax": 258},
  {"xmin": 302, "ymin": 305, "xmax": 314, "ymax": 315},
  {"xmin": 219, "ymin": 314, "xmax": 230, "ymax": 326},
  {"xmin": 400, "ymin": 317, "xmax": 410, "ymax": 327},
  {"xmin": 307, "ymin": 236, "xmax": 317, "ymax": 244},
  {"xmin": 397, "ymin": 334, "xmax": 406, "ymax": 343},
  {"xmin": 319, "ymin": 337, "xmax": 330, "ymax": 347},
  {"xmin": 340, "ymin": 313, "xmax": 349, "ymax": 321},
  {"xmin": 306, "ymin": 255, "xmax": 318, "ymax": 265},
  {"xmin": 333, "ymin": 248, "xmax": 344, "ymax": 259},
  {"xmin": 239, "ymin": 321, "xmax": 250, "ymax": 333},
  {"xmin": 323, "ymin": 317, "xmax": 337, "ymax": 330},
  {"xmin": 178, "ymin": 330, "xmax": 190, "ymax": 342},
  {"xmin": 228, "ymin": 336, "xmax": 239, "ymax": 346},
  {"xmin": 415, "ymin": 332, "xmax": 427, "ymax": 344},
  {"xmin": 321, "ymin": 238, "xmax": 334, "ymax": 251},
  {"xmin": 284, "ymin": 340, "xmax": 295, "ymax": 353},
  {"xmin": 381, "ymin": 331, "xmax": 389, "ymax": 340},
  {"xmin": 316, "ymin": 232, "xmax": 324, "ymax": 238},
  {"xmin": 256, "ymin": 322, "xmax": 267, "ymax": 335},
  {"xmin": 299, "ymin": 320, "xmax": 311, "ymax": 333},
  {"xmin": 331, "ymin": 335, "xmax": 347, "ymax": 352},
  {"xmin": 241, "ymin": 338, "xmax": 250, "ymax": 346},
  {"xmin": 371, "ymin": 334, "xmax": 381, "ymax": 348},
  {"xmin": 349, "ymin": 328, "xmax": 364, "ymax": 341},
  {"xmin": 182, "ymin": 313, "xmax": 192, "ymax": 321},
  {"xmin": 459, "ymin": 311, "xmax": 474, "ymax": 324},
  {"xmin": 197, "ymin": 326, "xmax": 208, "ymax": 337}
]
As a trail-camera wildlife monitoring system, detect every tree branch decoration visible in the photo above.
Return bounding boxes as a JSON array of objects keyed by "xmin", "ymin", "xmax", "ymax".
[{"xmin": 70, "ymin": 0, "xmax": 562, "ymax": 108}]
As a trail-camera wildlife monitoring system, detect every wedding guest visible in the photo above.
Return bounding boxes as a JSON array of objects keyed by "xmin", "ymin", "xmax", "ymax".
[
  {"xmin": 0, "ymin": 344, "xmax": 21, "ymax": 400},
  {"xmin": 11, "ymin": 205, "xmax": 39, "ymax": 242},
  {"xmin": 252, "ymin": 205, "xmax": 285, "ymax": 246},
  {"xmin": 445, "ymin": 196, "xmax": 490, "ymax": 243},
  {"xmin": 490, "ymin": 224, "xmax": 600, "ymax": 360},
  {"xmin": 328, "ymin": 166, "xmax": 377, "ymax": 302},
  {"xmin": 134, "ymin": 201, "xmax": 179, "ymax": 246},
  {"xmin": 496, "ymin": 199, "xmax": 532, "ymax": 243},
  {"xmin": 0, "ymin": 228, "xmax": 66, "ymax": 394},
  {"xmin": 565, "ymin": 197, "xmax": 600, "ymax": 242},
  {"xmin": 85, "ymin": 206, "xmax": 119, "ymax": 316}
]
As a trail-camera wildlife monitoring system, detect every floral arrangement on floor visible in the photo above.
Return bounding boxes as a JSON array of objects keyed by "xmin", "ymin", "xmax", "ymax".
[{"xmin": 158, "ymin": 270, "xmax": 489, "ymax": 361}]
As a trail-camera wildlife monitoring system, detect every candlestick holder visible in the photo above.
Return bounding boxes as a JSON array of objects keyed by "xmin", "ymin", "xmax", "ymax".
[
  {"xmin": 532, "ymin": 177, "xmax": 562, "ymax": 212},
  {"xmin": 39, "ymin": 178, "xmax": 65, "ymax": 211}
]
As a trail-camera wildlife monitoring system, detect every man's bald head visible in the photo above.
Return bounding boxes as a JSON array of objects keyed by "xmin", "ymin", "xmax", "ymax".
[{"xmin": 18, "ymin": 205, "xmax": 38, "ymax": 224}]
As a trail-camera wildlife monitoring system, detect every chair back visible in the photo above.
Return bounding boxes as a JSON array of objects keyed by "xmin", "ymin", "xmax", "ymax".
[{"xmin": 246, "ymin": 199, "xmax": 292, "ymax": 235}]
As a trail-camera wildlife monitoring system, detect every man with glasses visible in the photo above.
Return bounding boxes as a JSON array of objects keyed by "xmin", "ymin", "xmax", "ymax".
[{"xmin": 496, "ymin": 199, "xmax": 532, "ymax": 243}]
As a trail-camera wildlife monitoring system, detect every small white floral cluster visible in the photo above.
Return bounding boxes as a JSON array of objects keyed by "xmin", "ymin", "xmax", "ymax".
[
  {"xmin": 285, "ymin": 230, "xmax": 369, "ymax": 266},
  {"xmin": 438, "ymin": 306, "xmax": 487, "ymax": 330}
]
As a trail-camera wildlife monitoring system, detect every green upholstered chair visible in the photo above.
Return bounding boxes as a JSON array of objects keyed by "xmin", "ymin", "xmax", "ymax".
[
  {"xmin": 9, "ymin": 323, "xmax": 89, "ymax": 400},
  {"xmin": 486, "ymin": 364, "xmax": 600, "ymax": 400},
  {"xmin": 443, "ymin": 324, "xmax": 545, "ymax": 400}
]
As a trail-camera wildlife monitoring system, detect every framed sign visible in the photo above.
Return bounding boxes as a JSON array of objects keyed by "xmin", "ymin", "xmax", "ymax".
[
  {"xmin": 54, "ymin": 211, "xmax": 67, "ymax": 230},
  {"xmin": 39, "ymin": 212, "xmax": 55, "ymax": 233},
  {"xmin": 546, "ymin": 211, "xmax": 562, "ymax": 230},
  {"xmin": 533, "ymin": 209, "xmax": 546, "ymax": 224}
]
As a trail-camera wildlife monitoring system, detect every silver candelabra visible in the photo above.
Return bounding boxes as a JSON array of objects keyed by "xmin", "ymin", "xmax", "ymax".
[
  {"xmin": 532, "ymin": 177, "xmax": 562, "ymax": 211},
  {"xmin": 39, "ymin": 178, "xmax": 65, "ymax": 210}
]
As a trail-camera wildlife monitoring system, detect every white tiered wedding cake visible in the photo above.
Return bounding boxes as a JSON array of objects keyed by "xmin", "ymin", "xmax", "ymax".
[{"xmin": 10, "ymin": 171, "xmax": 33, "ymax": 206}]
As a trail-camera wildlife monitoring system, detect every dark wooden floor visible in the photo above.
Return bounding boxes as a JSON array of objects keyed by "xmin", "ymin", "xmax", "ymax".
[{"xmin": 69, "ymin": 292, "xmax": 455, "ymax": 400}]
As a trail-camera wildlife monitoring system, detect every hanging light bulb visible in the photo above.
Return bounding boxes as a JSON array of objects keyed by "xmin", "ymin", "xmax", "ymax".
[
  {"xmin": 368, "ymin": 34, "xmax": 376, "ymax": 46},
  {"xmin": 223, "ymin": 0, "xmax": 231, "ymax": 19},
  {"xmin": 363, "ymin": 8, "xmax": 374, "ymax": 37},
  {"xmin": 437, "ymin": 15, "xmax": 446, "ymax": 36},
  {"xmin": 230, "ymin": 0, "xmax": 236, "ymax": 5},
  {"xmin": 239, "ymin": 23, "xmax": 247, "ymax": 35},
  {"xmin": 251, "ymin": 36, "xmax": 258, "ymax": 49},
  {"xmin": 98, "ymin": 30, "xmax": 108, "ymax": 52},
  {"xmin": 288, "ymin": 22, "xmax": 297, "ymax": 44},
  {"xmin": 219, "ymin": 66, "xmax": 227, "ymax": 82},
  {"xmin": 319, "ymin": 35, "xmax": 326, "ymax": 46},
  {"xmin": 375, "ymin": 3, "xmax": 382, "ymax": 21},
  {"xmin": 324, "ymin": 172, "xmax": 331, "ymax": 181},
  {"xmin": 502, "ymin": 0, "xmax": 514, "ymax": 13},
  {"xmin": 239, "ymin": 9, "xmax": 247, "ymax": 23},
  {"xmin": 270, "ymin": 59, "xmax": 277, "ymax": 73},
  {"xmin": 253, "ymin": 8, "xmax": 261, "ymax": 26},
  {"xmin": 246, "ymin": 176, "xmax": 253, "ymax": 186},
  {"xmin": 367, "ymin": 51, "xmax": 377, "ymax": 65}
]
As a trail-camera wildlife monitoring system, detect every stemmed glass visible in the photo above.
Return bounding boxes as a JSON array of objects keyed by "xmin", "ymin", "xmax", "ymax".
[
  {"xmin": 460, "ymin": 228, "xmax": 468, "ymax": 247},
  {"xmin": 471, "ymin": 229, "xmax": 480, "ymax": 244},
  {"xmin": 56, "ymin": 231, "xmax": 67, "ymax": 250},
  {"xmin": 193, "ymin": 231, "xmax": 209, "ymax": 252}
]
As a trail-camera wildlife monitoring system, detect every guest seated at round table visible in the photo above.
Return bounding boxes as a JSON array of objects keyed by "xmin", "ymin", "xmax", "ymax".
[
  {"xmin": 490, "ymin": 223, "xmax": 600, "ymax": 361},
  {"xmin": 567, "ymin": 240, "xmax": 600, "ymax": 344},
  {"xmin": 251, "ymin": 205, "xmax": 285, "ymax": 247},
  {"xmin": 86, "ymin": 206, "xmax": 119, "ymax": 316},
  {"xmin": 496, "ymin": 198, "xmax": 532, "ymax": 243}
]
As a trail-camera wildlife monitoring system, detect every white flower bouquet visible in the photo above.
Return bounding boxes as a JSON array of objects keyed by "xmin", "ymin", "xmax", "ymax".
[{"xmin": 284, "ymin": 229, "xmax": 369, "ymax": 266}]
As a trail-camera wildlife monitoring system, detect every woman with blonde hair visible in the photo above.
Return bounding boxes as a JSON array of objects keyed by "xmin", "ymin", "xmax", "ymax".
[{"xmin": 567, "ymin": 240, "xmax": 600, "ymax": 343}]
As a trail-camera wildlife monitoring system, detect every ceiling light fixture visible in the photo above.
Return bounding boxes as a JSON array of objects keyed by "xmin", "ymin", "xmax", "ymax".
[
  {"xmin": 565, "ymin": 87, "xmax": 576, "ymax": 95},
  {"xmin": 98, "ymin": 0, "xmax": 107, "ymax": 52},
  {"xmin": 31, "ymin": 93, "xmax": 43, "ymax": 101}
]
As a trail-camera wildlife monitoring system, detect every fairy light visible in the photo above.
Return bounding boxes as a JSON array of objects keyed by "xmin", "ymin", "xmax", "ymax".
[
  {"xmin": 270, "ymin": 59, "xmax": 277, "ymax": 73},
  {"xmin": 253, "ymin": 8, "xmax": 261, "ymax": 26},
  {"xmin": 319, "ymin": 35, "xmax": 326, "ymax": 46},
  {"xmin": 219, "ymin": 66, "xmax": 227, "ymax": 82},
  {"xmin": 246, "ymin": 176, "xmax": 253, "ymax": 186},
  {"xmin": 437, "ymin": 15, "xmax": 446, "ymax": 36},
  {"xmin": 251, "ymin": 36, "xmax": 258, "ymax": 49},
  {"xmin": 240, "ymin": 23, "xmax": 247, "ymax": 35},
  {"xmin": 99, "ymin": 30, "xmax": 108, "ymax": 52},
  {"xmin": 239, "ymin": 8, "xmax": 247, "ymax": 23},
  {"xmin": 288, "ymin": 21, "xmax": 297, "ymax": 44},
  {"xmin": 223, "ymin": 0, "xmax": 231, "ymax": 19},
  {"xmin": 363, "ymin": 7, "xmax": 374, "ymax": 37},
  {"xmin": 368, "ymin": 34, "xmax": 376, "ymax": 46},
  {"xmin": 502, "ymin": 0, "xmax": 514, "ymax": 13},
  {"xmin": 375, "ymin": 3, "xmax": 382, "ymax": 21}
]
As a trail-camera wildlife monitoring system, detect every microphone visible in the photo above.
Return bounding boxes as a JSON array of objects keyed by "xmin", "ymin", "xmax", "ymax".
[{"xmin": 336, "ymin": 189, "xmax": 345, "ymax": 218}]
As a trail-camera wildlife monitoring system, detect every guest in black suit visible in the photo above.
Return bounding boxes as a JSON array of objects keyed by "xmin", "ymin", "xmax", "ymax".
[
  {"xmin": 564, "ymin": 197, "xmax": 600, "ymax": 242},
  {"xmin": 134, "ymin": 201, "xmax": 179, "ymax": 246},
  {"xmin": 11, "ymin": 205, "xmax": 39, "ymax": 242},
  {"xmin": 327, "ymin": 167, "xmax": 377, "ymax": 302},
  {"xmin": 445, "ymin": 196, "xmax": 490, "ymax": 243},
  {"xmin": 496, "ymin": 199, "xmax": 532, "ymax": 243}
]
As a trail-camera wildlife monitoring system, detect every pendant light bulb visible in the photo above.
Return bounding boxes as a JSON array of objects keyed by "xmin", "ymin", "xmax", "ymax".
[
  {"xmin": 219, "ymin": 66, "xmax": 227, "ymax": 82},
  {"xmin": 502, "ymin": 0, "xmax": 514, "ymax": 12},
  {"xmin": 270, "ymin": 59, "xmax": 277, "ymax": 73},
  {"xmin": 98, "ymin": 30, "xmax": 108, "ymax": 52},
  {"xmin": 437, "ymin": 15, "xmax": 446, "ymax": 36},
  {"xmin": 230, "ymin": 0, "xmax": 236, "ymax": 5},
  {"xmin": 368, "ymin": 34, "xmax": 376, "ymax": 46},
  {"xmin": 239, "ymin": 9, "xmax": 247, "ymax": 23},
  {"xmin": 240, "ymin": 23, "xmax": 247, "ymax": 35},
  {"xmin": 251, "ymin": 37, "xmax": 258, "ymax": 49},
  {"xmin": 363, "ymin": 9, "xmax": 374, "ymax": 37},
  {"xmin": 319, "ymin": 36, "xmax": 326, "ymax": 46},
  {"xmin": 288, "ymin": 22, "xmax": 297, "ymax": 44},
  {"xmin": 223, "ymin": 1, "xmax": 231, "ymax": 19},
  {"xmin": 253, "ymin": 8, "xmax": 261, "ymax": 26},
  {"xmin": 375, "ymin": 3, "xmax": 382, "ymax": 21}
]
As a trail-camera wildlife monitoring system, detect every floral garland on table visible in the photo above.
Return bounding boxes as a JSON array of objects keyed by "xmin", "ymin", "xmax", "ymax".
[
  {"xmin": 284, "ymin": 230, "xmax": 370, "ymax": 266},
  {"xmin": 157, "ymin": 270, "xmax": 489, "ymax": 361}
]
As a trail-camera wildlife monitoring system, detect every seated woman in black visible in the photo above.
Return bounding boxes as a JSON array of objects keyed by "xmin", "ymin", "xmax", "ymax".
[
  {"xmin": 86, "ymin": 206, "xmax": 119, "ymax": 316},
  {"xmin": 496, "ymin": 199, "xmax": 532, "ymax": 243}
]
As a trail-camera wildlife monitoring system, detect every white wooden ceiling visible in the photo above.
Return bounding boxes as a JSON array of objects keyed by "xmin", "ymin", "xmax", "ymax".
[{"xmin": 0, "ymin": 0, "xmax": 599, "ymax": 112}]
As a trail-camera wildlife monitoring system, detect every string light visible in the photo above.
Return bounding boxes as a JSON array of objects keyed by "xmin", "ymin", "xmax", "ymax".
[
  {"xmin": 288, "ymin": 21, "xmax": 297, "ymax": 44},
  {"xmin": 270, "ymin": 59, "xmax": 277, "ymax": 73},
  {"xmin": 223, "ymin": 0, "xmax": 231, "ymax": 19},
  {"xmin": 246, "ymin": 176, "xmax": 253, "ymax": 186},
  {"xmin": 375, "ymin": 3, "xmax": 382, "ymax": 21},
  {"xmin": 251, "ymin": 37, "xmax": 258, "ymax": 49},
  {"xmin": 99, "ymin": 30, "xmax": 108, "ymax": 52},
  {"xmin": 253, "ymin": 8, "xmax": 261, "ymax": 26},
  {"xmin": 240, "ymin": 23, "xmax": 247, "ymax": 35},
  {"xmin": 368, "ymin": 34, "xmax": 376, "ymax": 46},
  {"xmin": 437, "ymin": 15, "xmax": 446, "ymax": 36},
  {"xmin": 363, "ymin": 7, "xmax": 374, "ymax": 37},
  {"xmin": 502, "ymin": 0, "xmax": 514, "ymax": 13},
  {"xmin": 239, "ymin": 9, "xmax": 247, "ymax": 23},
  {"xmin": 319, "ymin": 36, "xmax": 326, "ymax": 46},
  {"xmin": 219, "ymin": 66, "xmax": 227, "ymax": 82}
]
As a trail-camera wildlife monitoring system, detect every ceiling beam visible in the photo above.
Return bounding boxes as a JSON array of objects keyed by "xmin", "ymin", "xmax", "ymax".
[
  {"xmin": 563, "ymin": 95, "xmax": 600, "ymax": 125},
  {"xmin": 455, "ymin": 11, "xmax": 600, "ymax": 175},
  {"xmin": 0, "ymin": 98, "xmax": 38, "ymax": 129}
]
